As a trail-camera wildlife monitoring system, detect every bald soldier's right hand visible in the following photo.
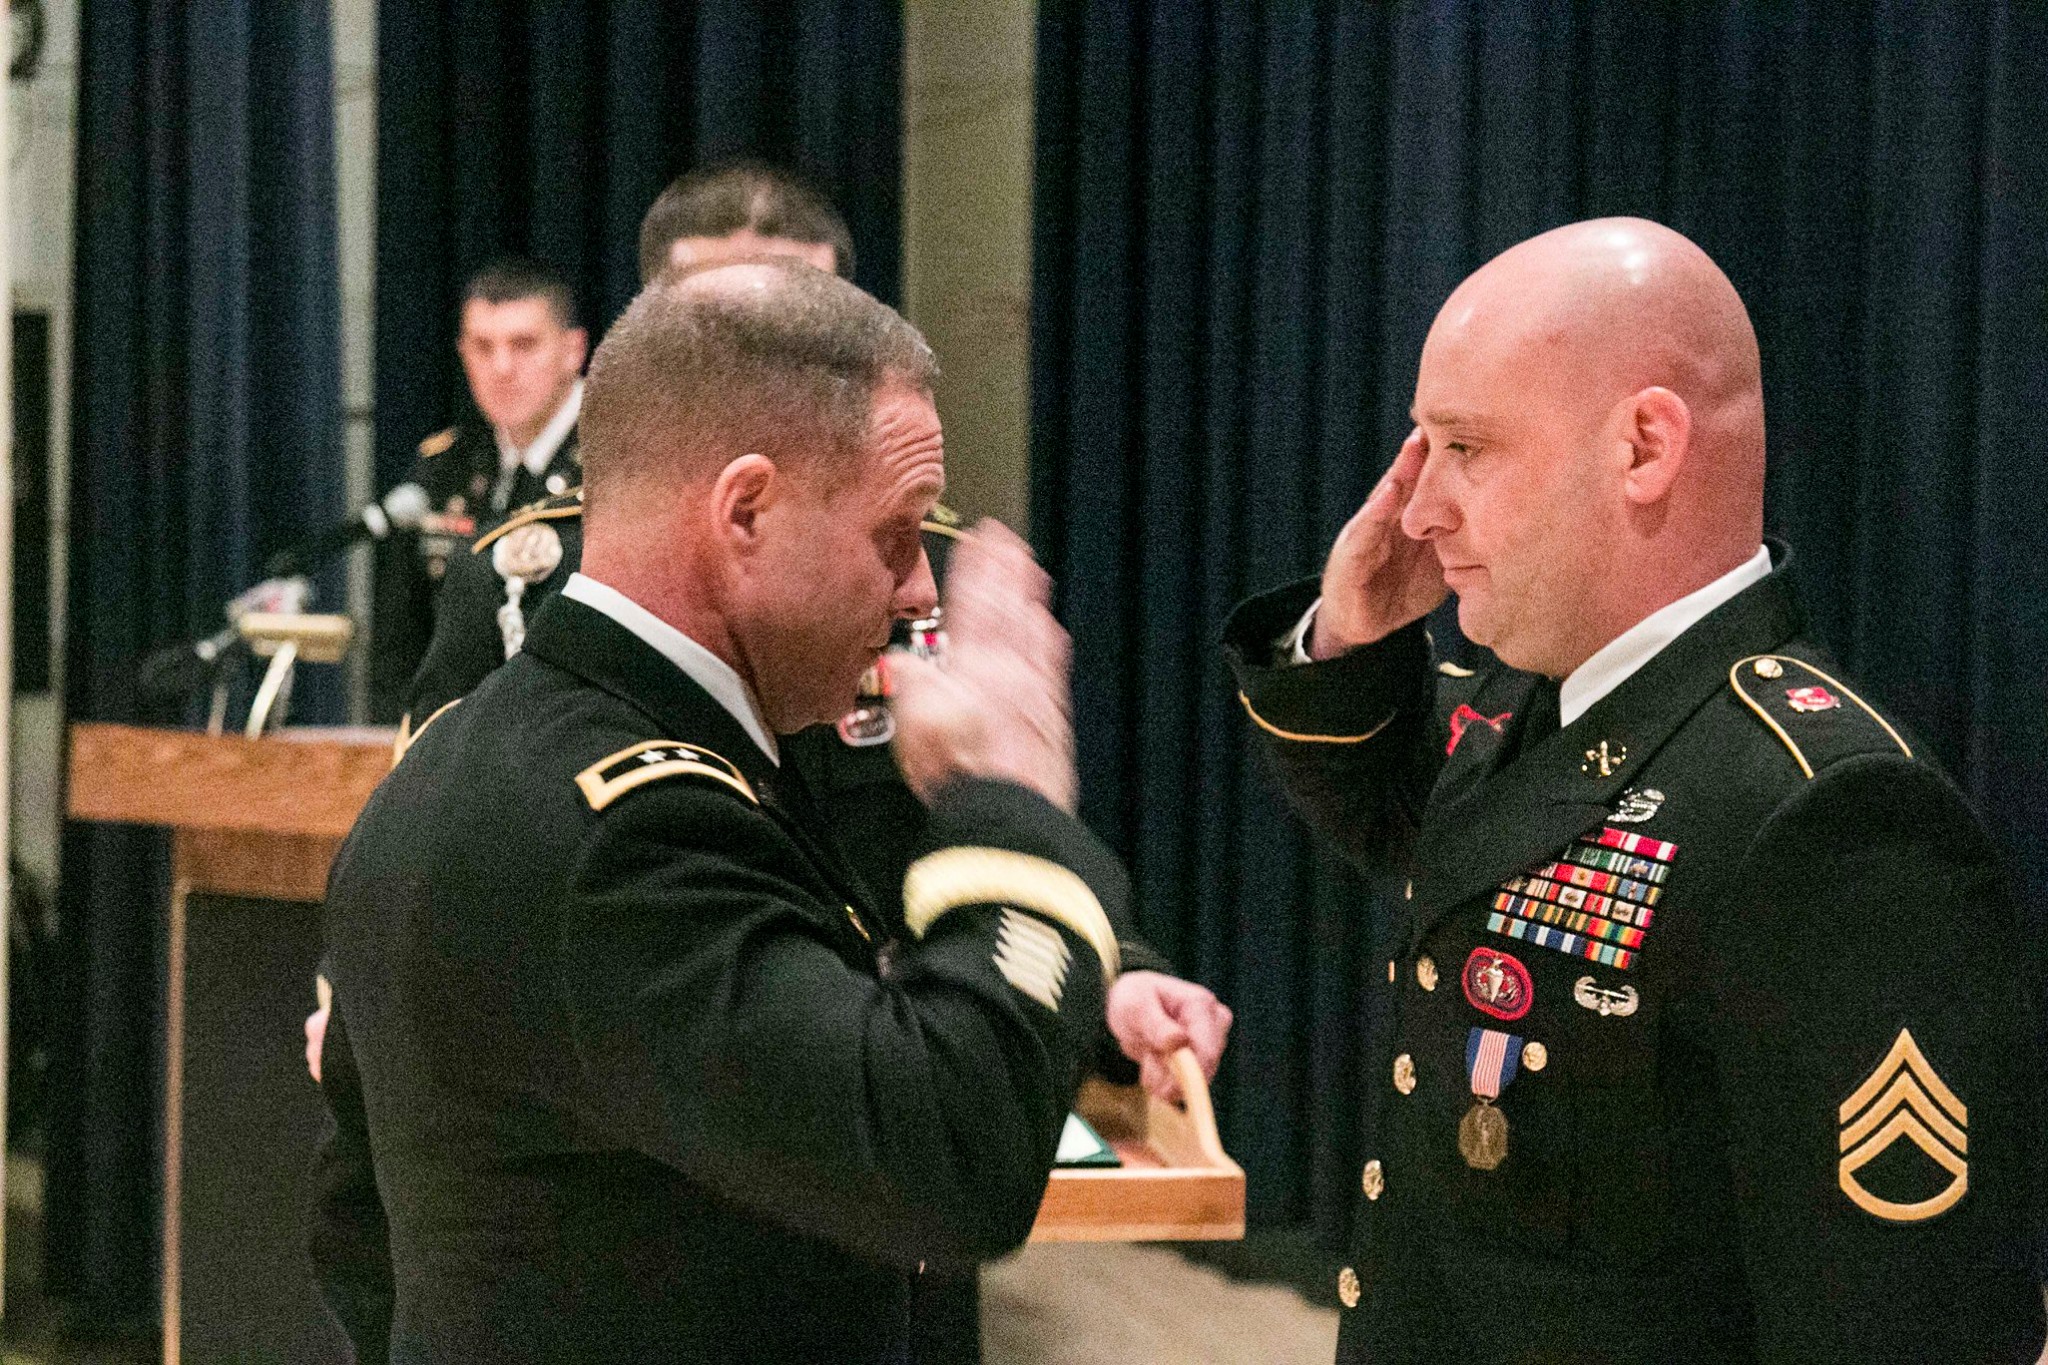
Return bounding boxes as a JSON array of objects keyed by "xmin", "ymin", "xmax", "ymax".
[
  {"xmin": 1312, "ymin": 427, "xmax": 1448, "ymax": 659},
  {"xmin": 890, "ymin": 520, "xmax": 1077, "ymax": 813}
]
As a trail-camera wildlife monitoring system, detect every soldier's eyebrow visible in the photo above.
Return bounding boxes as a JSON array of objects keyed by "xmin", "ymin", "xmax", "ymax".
[{"xmin": 1411, "ymin": 407, "xmax": 1493, "ymax": 435}]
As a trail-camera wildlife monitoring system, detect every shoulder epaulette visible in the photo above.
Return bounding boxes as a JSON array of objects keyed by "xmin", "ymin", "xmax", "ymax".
[
  {"xmin": 576, "ymin": 740, "xmax": 757, "ymax": 811},
  {"xmin": 1729, "ymin": 654, "xmax": 1913, "ymax": 781},
  {"xmin": 472, "ymin": 490, "xmax": 584, "ymax": 554},
  {"xmin": 417, "ymin": 427, "xmax": 457, "ymax": 458},
  {"xmin": 392, "ymin": 697, "xmax": 462, "ymax": 767}
]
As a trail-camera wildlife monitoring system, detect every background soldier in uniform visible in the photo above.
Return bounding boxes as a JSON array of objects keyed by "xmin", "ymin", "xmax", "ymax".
[
  {"xmin": 1225, "ymin": 218, "xmax": 2044, "ymax": 1363},
  {"xmin": 368, "ymin": 257, "xmax": 587, "ymax": 719}
]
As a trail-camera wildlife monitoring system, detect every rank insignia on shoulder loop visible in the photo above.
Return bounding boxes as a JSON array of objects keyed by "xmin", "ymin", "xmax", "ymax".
[
  {"xmin": 1573, "ymin": 975, "xmax": 1639, "ymax": 1017},
  {"xmin": 1838, "ymin": 1027, "xmax": 1968, "ymax": 1223},
  {"xmin": 1445, "ymin": 703, "xmax": 1511, "ymax": 756},
  {"xmin": 1462, "ymin": 947, "xmax": 1532, "ymax": 1022},
  {"xmin": 1461, "ymin": 1027, "xmax": 1523, "ymax": 1170},
  {"xmin": 1610, "ymin": 787, "xmax": 1665, "ymax": 824},
  {"xmin": 1786, "ymin": 685, "xmax": 1839, "ymax": 713},
  {"xmin": 575, "ymin": 741, "xmax": 758, "ymax": 810}
]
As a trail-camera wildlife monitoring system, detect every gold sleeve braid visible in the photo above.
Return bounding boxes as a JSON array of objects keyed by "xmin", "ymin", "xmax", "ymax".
[{"xmin": 901, "ymin": 847, "xmax": 1121, "ymax": 984}]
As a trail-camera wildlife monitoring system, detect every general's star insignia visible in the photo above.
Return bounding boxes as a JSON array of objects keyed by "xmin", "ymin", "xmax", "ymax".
[{"xmin": 1838, "ymin": 1027, "xmax": 1968, "ymax": 1222}]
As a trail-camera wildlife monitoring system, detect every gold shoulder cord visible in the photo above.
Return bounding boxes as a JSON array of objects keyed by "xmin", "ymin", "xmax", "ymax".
[{"xmin": 472, "ymin": 496, "xmax": 585, "ymax": 554}]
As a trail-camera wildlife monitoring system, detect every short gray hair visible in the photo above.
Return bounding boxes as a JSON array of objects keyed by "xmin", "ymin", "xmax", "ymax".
[{"xmin": 580, "ymin": 259, "xmax": 937, "ymax": 506}]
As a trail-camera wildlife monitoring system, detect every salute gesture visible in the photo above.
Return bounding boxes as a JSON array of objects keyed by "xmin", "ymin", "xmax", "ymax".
[{"xmin": 1312, "ymin": 427, "xmax": 1447, "ymax": 659}]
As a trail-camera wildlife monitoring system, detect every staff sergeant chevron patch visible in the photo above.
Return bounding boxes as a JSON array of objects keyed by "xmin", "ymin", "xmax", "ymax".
[{"xmin": 1838, "ymin": 1027, "xmax": 1968, "ymax": 1222}]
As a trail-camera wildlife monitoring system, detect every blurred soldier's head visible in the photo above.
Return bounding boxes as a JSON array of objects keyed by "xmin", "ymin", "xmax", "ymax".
[
  {"xmin": 637, "ymin": 161, "xmax": 854, "ymax": 283},
  {"xmin": 457, "ymin": 257, "xmax": 588, "ymax": 447},
  {"xmin": 578, "ymin": 260, "xmax": 940, "ymax": 733}
]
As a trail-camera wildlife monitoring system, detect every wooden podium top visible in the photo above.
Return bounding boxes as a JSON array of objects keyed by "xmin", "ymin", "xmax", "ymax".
[{"xmin": 68, "ymin": 723, "xmax": 394, "ymax": 838}]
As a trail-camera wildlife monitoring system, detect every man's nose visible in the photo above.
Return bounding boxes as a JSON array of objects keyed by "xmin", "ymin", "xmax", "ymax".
[
  {"xmin": 1400, "ymin": 449, "xmax": 1456, "ymax": 541},
  {"xmin": 894, "ymin": 547, "xmax": 939, "ymax": 621}
]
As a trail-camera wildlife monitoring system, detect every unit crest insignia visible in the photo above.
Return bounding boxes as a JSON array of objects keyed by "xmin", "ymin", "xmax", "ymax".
[{"xmin": 1838, "ymin": 1028, "xmax": 1968, "ymax": 1223}]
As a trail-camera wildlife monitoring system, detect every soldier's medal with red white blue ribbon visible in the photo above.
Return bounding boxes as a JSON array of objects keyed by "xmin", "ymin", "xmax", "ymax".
[{"xmin": 1460, "ymin": 1026, "xmax": 1524, "ymax": 1170}]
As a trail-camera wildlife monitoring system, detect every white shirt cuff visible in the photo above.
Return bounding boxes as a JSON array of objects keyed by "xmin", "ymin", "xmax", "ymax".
[{"xmin": 1280, "ymin": 597, "xmax": 1323, "ymax": 665}]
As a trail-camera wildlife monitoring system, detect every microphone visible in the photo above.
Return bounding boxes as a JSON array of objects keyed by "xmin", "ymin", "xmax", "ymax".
[
  {"xmin": 138, "ymin": 575, "xmax": 313, "ymax": 701},
  {"xmin": 263, "ymin": 482, "xmax": 433, "ymax": 577}
]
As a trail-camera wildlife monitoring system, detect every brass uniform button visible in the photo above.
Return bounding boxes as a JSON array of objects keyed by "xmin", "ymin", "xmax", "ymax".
[
  {"xmin": 1753, "ymin": 657, "xmax": 1784, "ymax": 679},
  {"xmin": 1387, "ymin": 959, "xmax": 1396, "ymax": 984},
  {"xmin": 1362, "ymin": 1159, "xmax": 1385, "ymax": 1201},
  {"xmin": 1416, "ymin": 956, "xmax": 1438, "ymax": 992},
  {"xmin": 1337, "ymin": 1265, "xmax": 1362, "ymax": 1309},
  {"xmin": 1392, "ymin": 1053, "xmax": 1416, "ymax": 1095},
  {"xmin": 1524, "ymin": 1041, "xmax": 1548, "ymax": 1072},
  {"xmin": 1403, "ymin": 879, "xmax": 1413, "ymax": 901}
]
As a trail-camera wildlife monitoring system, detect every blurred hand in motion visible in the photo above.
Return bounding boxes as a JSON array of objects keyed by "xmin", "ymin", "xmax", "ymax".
[
  {"xmin": 304, "ymin": 972, "xmax": 333, "ymax": 1082},
  {"xmin": 305, "ymin": 1005, "xmax": 329, "ymax": 1083},
  {"xmin": 890, "ymin": 520, "xmax": 1076, "ymax": 811},
  {"xmin": 1106, "ymin": 971, "xmax": 1234, "ymax": 1104},
  {"xmin": 1313, "ymin": 427, "xmax": 1448, "ymax": 658}
]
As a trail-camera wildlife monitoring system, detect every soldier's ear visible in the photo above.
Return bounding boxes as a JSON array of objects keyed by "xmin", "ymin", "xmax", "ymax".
[
  {"xmin": 1619, "ymin": 386, "xmax": 1690, "ymax": 506},
  {"xmin": 710, "ymin": 453, "xmax": 779, "ymax": 549},
  {"xmin": 565, "ymin": 327, "xmax": 590, "ymax": 373}
]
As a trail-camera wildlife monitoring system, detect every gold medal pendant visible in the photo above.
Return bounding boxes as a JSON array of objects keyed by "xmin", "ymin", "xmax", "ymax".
[{"xmin": 1459, "ymin": 1100, "xmax": 1508, "ymax": 1170}]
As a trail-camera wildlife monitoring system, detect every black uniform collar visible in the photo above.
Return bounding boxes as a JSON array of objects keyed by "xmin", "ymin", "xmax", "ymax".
[{"xmin": 1410, "ymin": 546, "xmax": 1805, "ymax": 935}]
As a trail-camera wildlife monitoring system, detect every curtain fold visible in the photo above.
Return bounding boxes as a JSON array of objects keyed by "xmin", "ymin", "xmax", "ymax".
[
  {"xmin": 1032, "ymin": 0, "xmax": 2048, "ymax": 1242},
  {"xmin": 372, "ymin": 0, "xmax": 904, "ymax": 493},
  {"xmin": 52, "ymin": 0, "xmax": 344, "ymax": 1323}
]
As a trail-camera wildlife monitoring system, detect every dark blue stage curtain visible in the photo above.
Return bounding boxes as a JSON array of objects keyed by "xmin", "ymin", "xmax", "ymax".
[
  {"xmin": 1031, "ymin": 0, "xmax": 2048, "ymax": 1242},
  {"xmin": 373, "ymin": 0, "xmax": 903, "ymax": 492},
  {"xmin": 51, "ymin": 0, "xmax": 344, "ymax": 1325}
]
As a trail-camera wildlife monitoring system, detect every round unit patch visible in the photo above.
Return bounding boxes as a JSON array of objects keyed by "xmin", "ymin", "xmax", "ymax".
[{"xmin": 1462, "ymin": 947, "xmax": 1533, "ymax": 1022}]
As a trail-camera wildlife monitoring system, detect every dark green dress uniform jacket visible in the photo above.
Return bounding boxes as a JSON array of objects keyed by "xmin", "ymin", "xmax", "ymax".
[
  {"xmin": 324, "ymin": 592, "xmax": 1134, "ymax": 1364},
  {"xmin": 1224, "ymin": 559, "xmax": 2044, "ymax": 1364},
  {"xmin": 369, "ymin": 423, "xmax": 581, "ymax": 721}
]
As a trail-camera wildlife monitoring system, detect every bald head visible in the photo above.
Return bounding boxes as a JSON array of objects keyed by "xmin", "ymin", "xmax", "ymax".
[
  {"xmin": 1402, "ymin": 218, "xmax": 1768, "ymax": 676},
  {"xmin": 1431, "ymin": 218, "xmax": 1764, "ymax": 482}
]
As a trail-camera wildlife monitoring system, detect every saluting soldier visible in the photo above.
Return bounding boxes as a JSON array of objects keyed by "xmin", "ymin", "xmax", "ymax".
[
  {"xmin": 1225, "ymin": 219, "xmax": 2044, "ymax": 1362},
  {"xmin": 369, "ymin": 258, "xmax": 588, "ymax": 720},
  {"xmin": 326, "ymin": 259, "xmax": 1144, "ymax": 1363}
]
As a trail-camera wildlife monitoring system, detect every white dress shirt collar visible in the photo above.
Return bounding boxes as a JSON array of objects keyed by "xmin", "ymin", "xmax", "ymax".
[
  {"xmin": 497, "ymin": 379, "xmax": 583, "ymax": 477},
  {"xmin": 560, "ymin": 571, "xmax": 779, "ymax": 764},
  {"xmin": 1560, "ymin": 544, "xmax": 1773, "ymax": 726}
]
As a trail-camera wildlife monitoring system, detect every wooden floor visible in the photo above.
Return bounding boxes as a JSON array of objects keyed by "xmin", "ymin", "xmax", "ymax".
[{"xmin": 984, "ymin": 1243, "xmax": 1337, "ymax": 1364}]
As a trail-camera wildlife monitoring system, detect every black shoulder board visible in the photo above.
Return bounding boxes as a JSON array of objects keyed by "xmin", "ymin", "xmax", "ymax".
[{"xmin": 1729, "ymin": 654, "xmax": 1913, "ymax": 780}]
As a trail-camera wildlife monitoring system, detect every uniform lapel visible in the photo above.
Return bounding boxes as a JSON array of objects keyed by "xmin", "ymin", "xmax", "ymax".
[{"xmin": 1410, "ymin": 562, "xmax": 1806, "ymax": 942}]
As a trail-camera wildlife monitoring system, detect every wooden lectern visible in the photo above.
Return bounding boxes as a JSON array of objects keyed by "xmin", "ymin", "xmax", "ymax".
[
  {"xmin": 68, "ymin": 720, "xmax": 1242, "ymax": 1362},
  {"xmin": 68, "ymin": 722, "xmax": 393, "ymax": 1365}
]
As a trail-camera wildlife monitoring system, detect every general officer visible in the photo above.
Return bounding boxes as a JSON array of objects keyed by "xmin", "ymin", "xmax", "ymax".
[
  {"xmin": 368, "ymin": 257, "xmax": 588, "ymax": 719},
  {"xmin": 325, "ymin": 260, "xmax": 1139, "ymax": 1363},
  {"xmin": 1224, "ymin": 218, "xmax": 2044, "ymax": 1362}
]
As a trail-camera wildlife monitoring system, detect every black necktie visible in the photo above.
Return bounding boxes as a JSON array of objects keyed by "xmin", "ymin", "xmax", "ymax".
[{"xmin": 1517, "ymin": 677, "xmax": 1563, "ymax": 754}]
